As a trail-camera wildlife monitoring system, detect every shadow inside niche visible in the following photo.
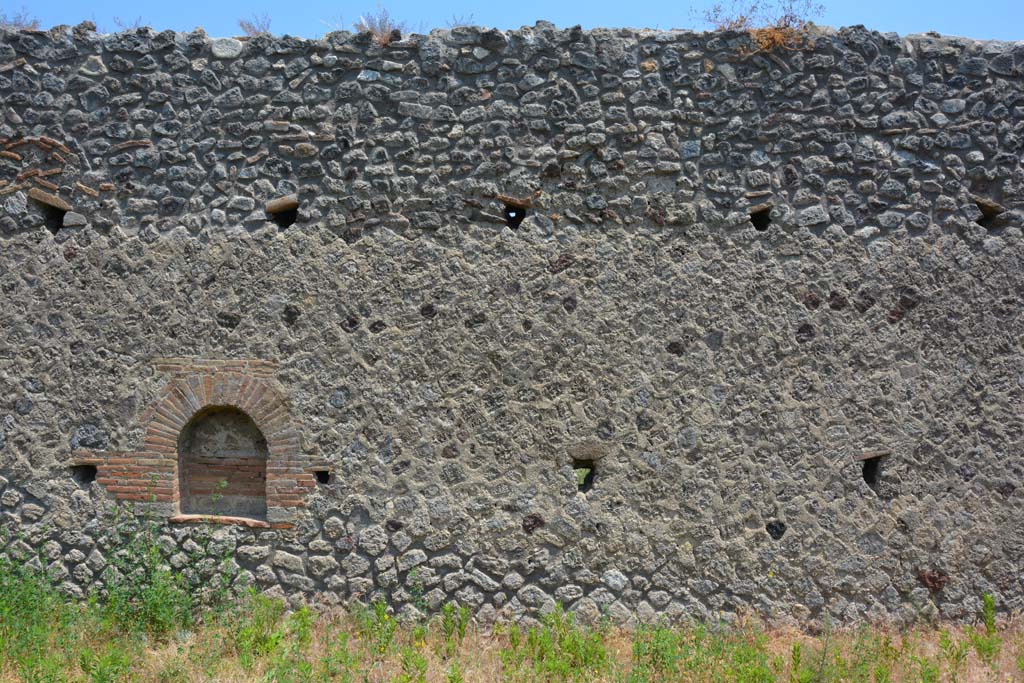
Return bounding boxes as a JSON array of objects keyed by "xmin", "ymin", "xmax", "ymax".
[
  {"xmin": 862, "ymin": 455, "xmax": 886, "ymax": 492},
  {"xmin": 573, "ymin": 459, "xmax": 595, "ymax": 493},
  {"xmin": 749, "ymin": 205, "xmax": 772, "ymax": 231},
  {"xmin": 504, "ymin": 204, "xmax": 527, "ymax": 230},
  {"xmin": 70, "ymin": 464, "xmax": 97, "ymax": 486},
  {"xmin": 30, "ymin": 198, "xmax": 66, "ymax": 235},
  {"xmin": 270, "ymin": 207, "xmax": 298, "ymax": 228},
  {"xmin": 973, "ymin": 199, "xmax": 1003, "ymax": 229}
]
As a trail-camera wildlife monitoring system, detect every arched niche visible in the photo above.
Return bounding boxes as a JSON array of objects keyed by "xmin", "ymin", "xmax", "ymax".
[
  {"xmin": 177, "ymin": 406, "xmax": 268, "ymax": 519},
  {"xmin": 71, "ymin": 362, "xmax": 314, "ymax": 527}
]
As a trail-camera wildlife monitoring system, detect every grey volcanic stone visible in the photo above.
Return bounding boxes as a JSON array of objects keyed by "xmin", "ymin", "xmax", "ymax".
[
  {"xmin": 308, "ymin": 555, "xmax": 339, "ymax": 577},
  {"xmin": 358, "ymin": 526, "xmax": 388, "ymax": 556},
  {"xmin": 342, "ymin": 554, "xmax": 371, "ymax": 576},
  {"xmin": 272, "ymin": 551, "xmax": 304, "ymax": 573},
  {"xmin": 237, "ymin": 545, "xmax": 271, "ymax": 563},
  {"xmin": 211, "ymin": 38, "xmax": 243, "ymax": 58},
  {"xmin": 397, "ymin": 549, "xmax": 427, "ymax": 572},
  {"xmin": 602, "ymin": 569, "xmax": 629, "ymax": 592},
  {"xmin": 70, "ymin": 425, "xmax": 107, "ymax": 450},
  {"xmin": 323, "ymin": 516, "xmax": 345, "ymax": 539},
  {"xmin": 63, "ymin": 212, "xmax": 88, "ymax": 228},
  {"xmin": 79, "ymin": 55, "xmax": 107, "ymax": 76}
]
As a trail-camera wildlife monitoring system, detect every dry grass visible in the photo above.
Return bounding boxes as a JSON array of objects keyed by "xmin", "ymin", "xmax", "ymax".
[
  {"xmin": 239, "ymin": 13, "xmax": 272, "ymax": 37},
  {"xmin": 112, "ymin": 16, "xmax": 145, "ymax": 30},
  {"xmin": 446, "ymin": 14, "xmax": 476, "ymax": 28},
  {"xmin": 353, "ymin": 3, "xmax": 408, "ymax": 46},
  {"xmin": 700, "ymin": 0, "xmax": 824, "ymax": 53},
  {"xmin": 0, "ymin": 6, "xmax": 38, "ymax": 29},
  {"xmin": 69, "ymin": 622, "xmax": 1024, "ymax": 683}
]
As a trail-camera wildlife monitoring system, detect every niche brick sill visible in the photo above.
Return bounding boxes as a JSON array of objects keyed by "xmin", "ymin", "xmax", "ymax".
[{"xmin": 168, "ymin": 513, "xmax": 293, "ymax": 529}]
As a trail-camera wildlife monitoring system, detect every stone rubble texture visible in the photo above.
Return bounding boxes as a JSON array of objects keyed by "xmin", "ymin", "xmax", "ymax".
[{"xmin": 0, "ymin": 21, "xmax": 1023, "ymax": 625}]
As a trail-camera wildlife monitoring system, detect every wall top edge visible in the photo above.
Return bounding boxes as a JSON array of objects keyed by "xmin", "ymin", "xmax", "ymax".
[{"xmin": 2, "ymin": 21, "xmax": 1022, "ymax": 53}]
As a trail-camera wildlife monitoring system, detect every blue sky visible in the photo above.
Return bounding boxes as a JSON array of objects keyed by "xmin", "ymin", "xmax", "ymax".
[{"xmin": 22, "ymin": 0, "xmax": 1024, "ymax": 41}]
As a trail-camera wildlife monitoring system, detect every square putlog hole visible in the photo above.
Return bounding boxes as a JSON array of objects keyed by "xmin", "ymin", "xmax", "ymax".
[
  {"xmin": 573, "ymin": 459, "xmax": 595, "ymax": 493},
  {"xmin": 31, "ymin": 198, "xmax": 67, "ymax": 235},
  {"xmin": 265, "ymin": 194, "xmax": 301, "ymax": 228},
  {"xmin": 270, "ymin": 207, "xmax": 299, "ymax": 229},
  {"xmin": 971, "ymin": 195, "xmax": 1005, "ymax": 229},
  {"xmin": 70, "ymin": 464, "xmax": 97, "ymax": 486},
  {"xmin": 749, "ymin": 204, "xmax": 772, "ymax": 231},
  {"xmin": 503, "ymin": 204, "xmax": 527, "ymax": 230},
  {"xmin": 862, "ymin": 454, "xmax": 887, "ymax": 492},
  {"xmin": 313, "ymin": 469, "xmax": 331, "ymax": 485}
]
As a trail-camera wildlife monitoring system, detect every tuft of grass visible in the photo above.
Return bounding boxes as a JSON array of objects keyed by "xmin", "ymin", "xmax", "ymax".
[
  {"xmin": 446, "ymin": 660, "xmax": 466, "ymax": 683},
  {"xmin": 318, "ymin": 631, "xmax": 360, "ymax": 681},
  {"xmin": 0, "ymin": 5, "xmax": 39, "ymax": 29},
  {"xmin": 939, "ymin": 629, "xmax": 970, "ymax": 683},
  {"xmin": 354, "ymin": 596, "xmax": 399, "ymax": 656},
  {"xmin": 231, "ymin": 590, "xmax": 288, "ymax": 669},
  {"xmin": 697, "ymin": 0, "xmax": 823, "ymax": 53},
  {"xmin": 446, "ymin": 13, "xmax": 475, "ymax": 28},
  {"xmin": 967, "ymin": 593, "xmax": 1002, "ymax": 668},
  {"xmin": 320, "ymin": 15, "xmax": 347, "ymax": 34},
  {"xmin": 629, "ymin": 623, "xmax": 775, "ymax": 683},
  {"xmin": 102, "ymin": 533, "xmax": 193, "ymax": 639},
  {"xmin": 79, "ymin": 643, "xmax": 134, "ymax": 683},
  {"xmin": 438, "ymin": 601, "xmax": 473, "ymax": 659},
  {"xmin": 0, "ymin": 556, "xmax": 79, "ymax": 682},
  {"xmin": 264, "ymin": 607, "xmax": 316, "ymax": 683},
  {"xmin": 238, "ymin": 13, "xmax": 271, "ymax": 36},
  {"xmin": 353, "ymin": 3, "xmax": 407, "ymax": 46},
  {"xmin": 499, "ymin": 604, "xmax": 611, "ymax": 682},
  {"xmin": 396, "ymin": 643, "xmax": 429, "ymax": 683},
  {"xmin": 112, "ymin": 15, "xmax": 144, "ymax": 30},
  {"xmin": 913, "ymin": 653, "xmax": 941, "ymax": 683},
  {"xmin": 575, "ymin": 466, "xmax": 592, "ymax": 488}
]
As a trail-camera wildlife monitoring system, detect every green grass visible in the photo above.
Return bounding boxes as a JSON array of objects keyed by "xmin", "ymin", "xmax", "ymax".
[
  {"xmin": 966, "ymin": 593, "xmax": 1002, "ymax": 668},
  {"xmin": 1, "ymin": 554, "xmax": 1022, "ymax": 683},
  {"xmin": 499, "ymin": 606, "xmax": 610, "ymax": 682}
]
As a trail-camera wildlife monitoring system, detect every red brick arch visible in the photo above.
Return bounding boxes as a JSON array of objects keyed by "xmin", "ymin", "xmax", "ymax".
[{"xmin": 72, "ymin": 359, "xmax": 314, "ymax": 527}]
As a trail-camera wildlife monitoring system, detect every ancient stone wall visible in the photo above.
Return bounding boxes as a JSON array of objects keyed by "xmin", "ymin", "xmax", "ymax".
[{"xmin": 1, "ymin": 21, "xmax": 1022, "ymax": 625}]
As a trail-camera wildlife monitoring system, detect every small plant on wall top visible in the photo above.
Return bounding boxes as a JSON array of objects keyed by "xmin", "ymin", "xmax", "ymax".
[
  {"xmin": 354, "ymin": 3, "xmax": 413, "ymax": 46},
  {"xmin": 239, "ymin": 13, "xmax": 272, "ymax": 36},
  {"xmin": 0, "ymin": 6, "xmax": 38, "ymax": 29},
  {"xmin": 699, "ymin": 0, "xmax": 824, "ymax": 53}
]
